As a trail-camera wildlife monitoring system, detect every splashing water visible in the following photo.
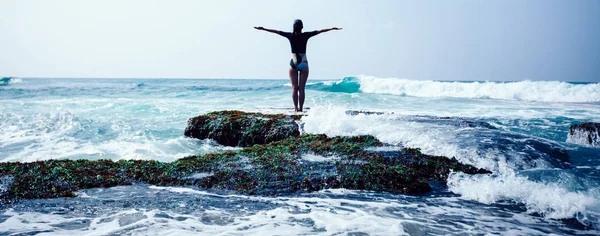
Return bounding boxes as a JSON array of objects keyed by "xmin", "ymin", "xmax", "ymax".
[{"xmin": 1, "ymin": 77, "xmax": 599, "ymax": 234}]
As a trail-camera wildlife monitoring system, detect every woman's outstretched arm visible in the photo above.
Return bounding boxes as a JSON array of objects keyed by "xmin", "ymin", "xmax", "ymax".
[
  {"xmin": 254, "ymin": 26, "xmax": 286, "ymax": 35},
  {"xmin": 315, "ymin": 27, "xmax": 343, "ymax": 34}
]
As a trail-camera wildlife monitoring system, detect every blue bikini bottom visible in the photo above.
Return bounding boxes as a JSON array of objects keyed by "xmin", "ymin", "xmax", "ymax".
[{"xmin": 290, "ymin": 53, "xmax": 308, "ymax": 71}]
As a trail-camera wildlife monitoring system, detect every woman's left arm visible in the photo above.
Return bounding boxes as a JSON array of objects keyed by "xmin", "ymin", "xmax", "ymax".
[{"xmin": 316, "ymin": 27, "xmax": 343, "ymax": 34}]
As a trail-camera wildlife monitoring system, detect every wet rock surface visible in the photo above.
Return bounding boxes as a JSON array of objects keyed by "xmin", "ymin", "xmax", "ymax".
[
  {"xmin": 568, "ymin": 122, "xmax": 600, "ymax": 147},
  {"xmin": 344, "ymin": 110, "xmax": 496, "ymax": 129},
  {"xmin": 184, "ymin": 110, "xmax": 302, "ymax": 147},
  {"xmin": 1, "ymin": 111, "xmax": 491, "ymax": 202}
]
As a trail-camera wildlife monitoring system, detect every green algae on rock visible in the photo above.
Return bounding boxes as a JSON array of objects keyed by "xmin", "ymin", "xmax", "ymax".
[
  {"xmin": 0, "ymin": 134, "xmax": 491, "ymax": 201},
  {"xmin": 184, "ymin": 110, "xmax": 302, "ymax": 147}
]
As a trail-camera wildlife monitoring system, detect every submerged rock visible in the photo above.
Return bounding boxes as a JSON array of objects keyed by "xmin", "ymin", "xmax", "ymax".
[
  {"xmin": 184, "ymin": 110, "xmax": 302, "ymax": 147},
  {"xmin": 345, "ymin": 110, "xmax": 387, "ymax": 116},
  {"xmin": 344, "ymin": 110, "xmax": 496, "ymax": 129},
  {"xmin": 567, "ymin": 122, "xmax": 600, "ymax": 147},
  {"xmin": 0, "ymin": 134, "xmax": 490, "ymax": 201}
]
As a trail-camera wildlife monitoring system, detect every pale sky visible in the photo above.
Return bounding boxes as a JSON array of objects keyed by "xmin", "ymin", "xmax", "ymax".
[{"xmin": 1, "ymin": 0, "xmax": 599, "ymax": 82}]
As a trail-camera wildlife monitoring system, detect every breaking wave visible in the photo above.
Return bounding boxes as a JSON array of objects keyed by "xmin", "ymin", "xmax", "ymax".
[
  {"xmin": 302, "ymin": 106, "xmax": 600, "ymax": 227},
  {"xmin": 310, "ymin": 76, "xmax": 600, "ymax": 103},
  {"xmin": 0, "ymin": 77, "xmax": 23, "ymax": 86}
]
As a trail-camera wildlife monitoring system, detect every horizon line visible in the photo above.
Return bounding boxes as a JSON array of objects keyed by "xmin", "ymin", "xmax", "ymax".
[{"xmin": 2, "ymin": 76, "xmax": 599, "ymax": 83}]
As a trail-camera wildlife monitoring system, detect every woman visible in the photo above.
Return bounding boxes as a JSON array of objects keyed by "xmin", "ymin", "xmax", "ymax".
[{"xmin": 255, "ymin": 19, "xmax": 342, "ymax": 112}]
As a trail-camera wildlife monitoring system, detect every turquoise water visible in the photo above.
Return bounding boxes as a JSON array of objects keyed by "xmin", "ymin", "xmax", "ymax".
[{"xmin": 1, "ymin": 77, "xmax": 600, "ymax": 235}]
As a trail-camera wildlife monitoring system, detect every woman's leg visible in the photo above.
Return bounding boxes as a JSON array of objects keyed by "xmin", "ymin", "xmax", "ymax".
[
  {"xmin": 288, "ymin": 67, "xmax": 299, "ymax": 112},
  {"xmin": 298, "ymin": 67, "xmax": 309, "ymax": 112}
]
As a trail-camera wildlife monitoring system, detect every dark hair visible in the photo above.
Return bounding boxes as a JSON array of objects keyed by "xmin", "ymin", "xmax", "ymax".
[{"xmin": 293, "ymin": 19, "xmax": 303, "ymax": 34}]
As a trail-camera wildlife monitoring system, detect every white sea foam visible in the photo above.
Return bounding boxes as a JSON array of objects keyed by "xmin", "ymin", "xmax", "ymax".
[
  {"xmin": 0, "ymin": 186, "xmax": 579, "ymax": 235},
  {"xmin": 302, "ymin": 106, "xmax": 600, "ymax": 222},
  {"xmin": 185, "ymin": 172, "xmax": 214, "ymax": 179},
  {"xmin": 0, "ymin": 109, "xmax": 238, "ymax": 162},
  {"xmin": 302, "ymin": 106, "xmax": 492, "ymax": 168},
  {"xmin": 353, "ymin": 75, "xmax": 600, "ymax": 103},
  {"xmin": 2, "ymin": 78, "xmax": 600, "ymax": 233},
  {"xmin": 447, "ymin": 171, "xmax": 599, "ymax": 220},
  {"xmin": 301, "ymin": 153, "xmax": 340, "ymax": 162}
]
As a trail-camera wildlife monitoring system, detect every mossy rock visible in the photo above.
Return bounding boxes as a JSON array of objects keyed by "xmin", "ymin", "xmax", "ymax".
[
  {"xmin": 184, "ymin": 110, "xmax": 302, "ymax": 147},
  {"xmin": 0, "ymin": 134, "xmax": 491, "ymax": 202}
]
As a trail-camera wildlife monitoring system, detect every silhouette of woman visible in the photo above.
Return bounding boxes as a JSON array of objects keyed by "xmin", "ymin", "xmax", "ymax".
[{"xmin": 255, "ymin": 20, "xmax": 342, "ymax": 112}]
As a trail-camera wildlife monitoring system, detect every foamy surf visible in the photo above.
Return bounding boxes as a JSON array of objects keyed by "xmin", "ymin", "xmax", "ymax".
[
  {"xmin": 2, "ymin": 78, "xmax": 599, "ymax": 234},
  {"xmin": 447, "ymin": 171, "xmax": 599, "ymax": 221},
  {"xmin": 310, "ymin": 76, "xmax": 600, "ymax": 103},
  {"xmin": 0, "ymin": 109, "xmax": 238, "ymax": 162},
  {"xmin": 1, "ymin": 185, "xmax": 591, "ymax": 235},
  {"xmin": 302, "ymin": 105, "xmax": 600, "ymax": 227}
]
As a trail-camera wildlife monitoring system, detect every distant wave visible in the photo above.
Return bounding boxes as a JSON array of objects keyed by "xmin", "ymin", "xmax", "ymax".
[
  {"xmin": 310, "ymin": 76, "xmax": 600, "ymax": 103},
  {"xmin": 186, "ymin": 85, "xmax": 283, "ymax": 92},
  {"xmin": 304, "ymin": 80, "xmax": 361, "ymax": 93},
  {"xmin": 0, "ymin": 77, "xmax": 23, "ymax": 86}
]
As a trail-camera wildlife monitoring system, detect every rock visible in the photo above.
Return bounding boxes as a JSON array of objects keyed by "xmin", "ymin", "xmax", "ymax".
[
  {"xmin": 0, "ymin": 134, "xmax": 491, "ymax": 201},
  {"xmin": 184, "ymin": 110, "xmax": 302, "ymax": 147},
  {"xmin": 345, "ymin": 110, "xmax": 386, "ymax": 116},
  {"xmin": 438, "ymin": 117, "xmax": 497, "ymax": 130},
  {"xmin": 567, "ymin": 122, "xmax": 600, "ymax": 147},
  {"xmin": 344, "ymin": 111, "xmax": 496, "ymax": 129},
  {"xmin": 0, "ymin": 111, "xmax": 493, "ymax": 201}
]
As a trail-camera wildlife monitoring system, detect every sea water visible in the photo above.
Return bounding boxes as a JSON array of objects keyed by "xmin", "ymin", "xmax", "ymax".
[{"xmin": 1, "ymin": 76, "xmax": 599, "ymax": 235}]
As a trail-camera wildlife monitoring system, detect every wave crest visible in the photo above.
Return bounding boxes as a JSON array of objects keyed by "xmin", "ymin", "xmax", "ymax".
[
  {"xmin": 313, "ymin": 76, "xmax": 600, "ymax": 103},
  {"xmin": 0, "ymin": 77, "xmax": 23, "ymax": 86},
  {"xmin": 301, "ymin": 106, "xmax": 599, "ymax": 225}
]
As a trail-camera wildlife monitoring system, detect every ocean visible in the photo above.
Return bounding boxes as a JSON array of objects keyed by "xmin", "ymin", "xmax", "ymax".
[{"xmin": 1, "ymin": 76, "xmax": 599, "ymax": 235}]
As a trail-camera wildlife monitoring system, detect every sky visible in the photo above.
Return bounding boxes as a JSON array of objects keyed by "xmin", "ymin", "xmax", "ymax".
[{"xmin": 0, "ymin": 0, "xmax": 599, "ymax": 82}]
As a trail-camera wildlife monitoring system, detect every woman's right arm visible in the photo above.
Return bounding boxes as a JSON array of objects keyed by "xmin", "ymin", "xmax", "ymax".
[{"xmin": 254, "ymin": 27, "xmax": 287, "ymax": 36}]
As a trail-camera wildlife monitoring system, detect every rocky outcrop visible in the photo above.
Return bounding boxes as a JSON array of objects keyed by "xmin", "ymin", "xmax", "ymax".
[
  {"xmin": 0, "ymin": 134, "xmax": 490, "ymax": 201},
  {"xmin": 567, "ymin": 122, "xmax": 600, "ymax": 147},
  {"xmin": 184, "ymin": 110, "xmax": 302, "ymax": 147},
  {"xmin": 0, "ymin": 111, "xmax": 493, "ymax": 201}
]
